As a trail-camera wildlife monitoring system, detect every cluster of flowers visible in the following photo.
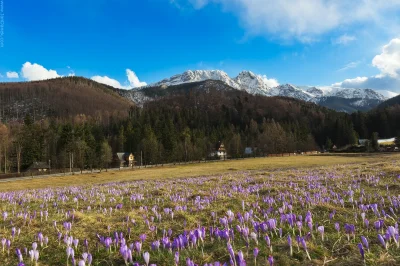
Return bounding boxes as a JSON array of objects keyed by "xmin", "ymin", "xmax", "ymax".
[{"xmin": 0, "ymin": 167, "xmax": 399, "ymax": 265}]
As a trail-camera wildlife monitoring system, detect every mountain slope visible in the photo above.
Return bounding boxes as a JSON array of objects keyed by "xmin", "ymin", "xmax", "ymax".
[
  {"xmin": 318, "ymin": 97, "xmax": 383, "ymax": 113},
  {"xmin": 377, "ymin": 94, "xmax": 400, "ymax": 109},
  {"xmin": 117, "ymin": 80, "xmax": 237, "ymax": 106},
  {"xmin": 0, "ymin": 77, "xmax": 133, "ymax": 122},
  {"xmin": 132, "ymin": 70, "xmax": 394, "ymax": 112}
]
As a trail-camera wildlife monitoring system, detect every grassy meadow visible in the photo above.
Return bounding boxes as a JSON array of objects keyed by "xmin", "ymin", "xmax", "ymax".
[
  {"xmin": 0, "ymin": 154, "xmax": 400, "ymax": 265},
  {"xmin": 1, "ymin": 153, "xmax": 400, "ymax": 192}
]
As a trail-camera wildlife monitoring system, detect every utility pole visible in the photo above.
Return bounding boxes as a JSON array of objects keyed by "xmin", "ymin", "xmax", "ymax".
[{"xmin": 4, "ymin": 145, "xmax": 6, "ymax": 174}]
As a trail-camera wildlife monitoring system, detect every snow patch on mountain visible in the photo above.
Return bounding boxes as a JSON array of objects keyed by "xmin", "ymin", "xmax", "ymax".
[{"xmin": 270, "ymin": 84, "xmax": 316, "ymax": 102}]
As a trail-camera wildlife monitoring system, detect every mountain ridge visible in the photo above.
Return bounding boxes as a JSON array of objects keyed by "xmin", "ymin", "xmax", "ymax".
[{"xmin": 125, "ymin": 69, "xmax": 398, "ymax": 112}]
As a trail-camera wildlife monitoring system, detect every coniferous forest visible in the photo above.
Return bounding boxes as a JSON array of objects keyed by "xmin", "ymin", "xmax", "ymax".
[{"xmin": 0, "ymin": 77, "xmax": 399, "ymax": 174}]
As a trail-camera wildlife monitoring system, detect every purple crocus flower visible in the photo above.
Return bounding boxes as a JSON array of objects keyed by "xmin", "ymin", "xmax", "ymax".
[
  {"xmin": 300, "ymin": 237, "xmax": 311, "ymax": 260},
  {"xmin": 357, "ymin": 243, "xmax": 365, "ymax": 260},
  {"xmin": 87, "ymin": 253, "xmax": 93, "ymax": 266},
  {"xmin": 174, "ymin": 251, "xmax": 179, "ymax": 266},
  {"xmin": 265, "ymin": 235, "xmax": 272, "ymax": 252},
  {"xmin": 67, "ymin": 246, "xmax": 75, "ymax": 259},
  {"xmin": 268, "ymin": 255, "xmax": 274, "ymax": 266},
  {"xmin": 16, "ymin": 248, "xmax": 23, "ymax": 262},
  {"xmin": 360, "ymin": 236, "xmax": 369, "ymax": 252},
  {"xmin": 253, "ymin": 247, "xmax": 259, "ymax": 258},
  {"xmin": 73, "ymin": 239, "xmax": 79, "ymax": 249},
  {"xmin": 135, "ymin": 241, "xmax": 142, "ymax": 254},
  {"xmin": 364, "ymin": 219, "xmax": 369, "ymax": 228},
  {"xmin": 288, "ymin": 235, "xmax": 293, "ymax": 256},
  {"xmin": 334, "ymin": 222, "xmax": 340, "ymax": 236},
  {"xmin": 378, "ymin": 234, "xmax": 387, "ymax": 250},
  {"xmin": 253, "ymin": 247, "xmax": 259, "ymax": 265},
  {"xmin": 237, "ymin": 250, "xmax": 244, "ymax": 264},
  {"xmin": 317, "ymin": 226, "xmax": 324, "ymax": 241}
]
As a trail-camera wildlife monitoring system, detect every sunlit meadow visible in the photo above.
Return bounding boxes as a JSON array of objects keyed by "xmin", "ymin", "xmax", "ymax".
[{"xmin": 1, "ymin": 157, "xmax": 400, "ymax": 265}]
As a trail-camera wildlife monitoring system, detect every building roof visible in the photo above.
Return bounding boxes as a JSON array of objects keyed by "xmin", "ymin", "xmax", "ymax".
[
  {"xmin": 215, "ymin": 142, "xmax": 225, "ymax": 151},
  {"xmin": 244, "ymin": 147, "xmax": 253, "ymax": 154},
  {"xmin": 378, "ymin": 138, "xmax": 395, "ymax": 144},
  {"xmin": 115, "ymin": 152, "xmax": 133, "ymax": 161}
]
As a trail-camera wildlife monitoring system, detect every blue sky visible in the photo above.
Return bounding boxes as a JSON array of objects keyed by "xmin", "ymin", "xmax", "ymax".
[{"xmin": 1, "ymin": 0, "xmax": 400, "ymax": 92}]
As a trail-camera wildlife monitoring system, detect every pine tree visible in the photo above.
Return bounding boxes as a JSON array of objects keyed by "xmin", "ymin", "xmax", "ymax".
[
  {"xmin": 141, "ymin": 125, "xmax": 159, "ymax": 165},
  {"xmin": 74, "ymin": 139, "xmax": 88, "ymax": 173},
  {"xmin": 99, "ymin": 141, "xmax": 112, "ymax": 172},
  {"xmin": 125, "ymin": 121, "xmax": 135, "ymax": 153},
  {"xmin": 325, "ymin": 138, "xmax": 333, "ymax": 150},
  {"xmin": 118, "ymin": 125, "xmax": 126, "ymax": 152},
  {"xmin": 395, "ymin": 135, "xmax": 400, "ymax": 147},
  {"xmin": 182, "ymin": 127, "xmax": 191, "ymax": 162},
  {"xmin": 371, "ymin": 132, "xmax": 379, "ymax": 151}
]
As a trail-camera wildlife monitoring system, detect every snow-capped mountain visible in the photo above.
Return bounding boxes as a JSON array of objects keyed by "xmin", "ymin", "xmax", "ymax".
[
  {"xmin": 152, "ymin": 70, "xmax": 241, "ymax": 90},
  {"xmin": 126, "ymin": 70, "xmax": 398, "ymax": 112},
  {"xmin": 298, "ymin": 86, "xmax": 389, "ymax": 100},
  {"xmin": 233, "ymin": 71, "xmax": 271, "ymax": 95}
]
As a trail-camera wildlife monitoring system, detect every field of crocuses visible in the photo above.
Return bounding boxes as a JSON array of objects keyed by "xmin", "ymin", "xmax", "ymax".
[{"xmin": 1, "ymin": 159, "xmax": 400, "ymax": 265}]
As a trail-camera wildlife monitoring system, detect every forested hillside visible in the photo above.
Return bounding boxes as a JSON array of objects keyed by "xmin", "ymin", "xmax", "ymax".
[
  {"xmin": 377, "ymin": 94, "xmax": 400, "ymax": 109},
  {"xmin": 352, "ymin": 105, "xmax": 400, "ymax": 139},
  {"xmin": 0, "ymin": 77, "xmax": 133, "ymax": 122}
]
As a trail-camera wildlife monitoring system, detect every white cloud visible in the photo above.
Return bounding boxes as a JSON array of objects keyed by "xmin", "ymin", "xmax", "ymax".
[
  {"xmin": 378, "ymin": 90, "xmax": 399, "ymax": 98},
  {"xmin": 262, "ymin": 75, "xmax": 279, "ymax": 87},
  {"xmin": 337, "ymin": 61, "xmax": 360, "ymax": 72},
  {"xmin": 333, "ymin": 76, "xmax": 368, "ymax": 87},
  {"xmin": 180, "ymin": 0, "xmax": 400, "ymax": 41},
  {"xmin": 91, "ymin": 69, "xmax": 146, "ymax": 89},
  {"xmin": 372, "ymin": 38, "xmax": 400, "ymax": 77},
  {"xmin": 91, "ymin": 75, "xmax": 123, "ymax": 88},
  {"xmin": 333, "ymin": 38, "xmax": 400, "ymax": 92},
  {"xmin": 6, "ymin": 71, "xmax": 19, "ymax": 78},
  {"xmin": 334, "ymin": 75, "xmax": 400, "ymax": 91},
  {"xmin": 21, "ymin": 62, "xmax": 60, "ymax": 81},
  {"xmin": 126, "ymin": 69, "xmax": 147, "ymax": 87},
  {"xmin": 333, "ymin": 34, "xmax": 357, "ymax": 45}
]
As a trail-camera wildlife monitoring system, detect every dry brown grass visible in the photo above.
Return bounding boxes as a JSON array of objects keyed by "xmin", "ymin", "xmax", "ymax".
[{"xmin": 1, "ymin": 153, "xmax": 399, "ymax": 191}]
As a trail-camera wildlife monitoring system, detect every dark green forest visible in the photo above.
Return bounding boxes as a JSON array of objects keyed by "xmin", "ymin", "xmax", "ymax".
[{"xmin": 0, "ymin": 78, "xmax": 399, "ymax": 173}]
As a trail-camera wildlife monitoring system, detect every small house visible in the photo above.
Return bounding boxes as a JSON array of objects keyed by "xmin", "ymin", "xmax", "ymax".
[
  {"xmin": 28, "ymin": 162, "xmax": 50, "ymax": 172},
  {"xmin": 209, "ymin": 142, "xmax": 227, "ymax": 160},
  {"xmin": 113, "ymin": 152, "xmax": 135, "ymax": 168}
]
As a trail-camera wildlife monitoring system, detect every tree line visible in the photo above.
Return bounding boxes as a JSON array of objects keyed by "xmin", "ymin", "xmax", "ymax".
[{"xmin": 0, "ymin": 86, "xmax": 399, "ymax": 174}]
